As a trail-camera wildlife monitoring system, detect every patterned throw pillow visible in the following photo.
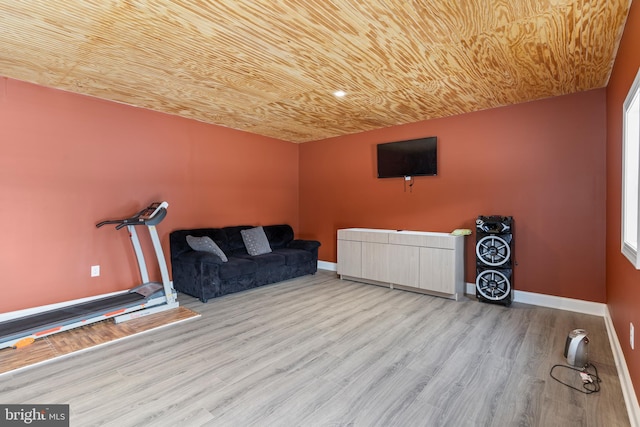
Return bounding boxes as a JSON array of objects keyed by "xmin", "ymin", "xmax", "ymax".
[
  {"xmin": 186, "ymin": 235, "xmax": 228, "ymax": 262},
  {"xmin": 240, "ymin": 226, "xmax": 272, "ymax": 256}
]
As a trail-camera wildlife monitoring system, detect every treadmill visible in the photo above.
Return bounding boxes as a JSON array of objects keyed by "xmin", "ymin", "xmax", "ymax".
[{"xmin": 0, "ymin": 202, "xmax": 178, "ymax": 350}]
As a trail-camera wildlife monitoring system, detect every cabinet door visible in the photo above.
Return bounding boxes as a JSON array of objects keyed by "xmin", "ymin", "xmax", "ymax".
[
  {"xmin": 389, "ymin": 244, "xmax": 420, "ymax": 287},
  {"xmin": 337, "ymin": 240, "xmax": 362, "ymax": 277},
  {"xmin": 362, "ymin": 242, "xmax": 389, "ymax": 282},
  {"xmin": 419, "ymin": 247, "xmax": 455, "ymax": 293}
]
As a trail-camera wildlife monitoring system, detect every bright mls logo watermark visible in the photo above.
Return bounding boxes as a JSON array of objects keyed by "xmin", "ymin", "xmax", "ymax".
[{"xmin": 0, "ymin": 405, "xmax": 69, "ymax": 426}]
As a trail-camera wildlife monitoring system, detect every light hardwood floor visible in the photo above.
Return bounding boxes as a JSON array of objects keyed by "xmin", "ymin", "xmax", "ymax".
[
  {"xmin": 0, "ymin": 306, "xmax": 199, "ymax": 375},
  {"xmin": 0, "ymin": 271, "xmax": 630, "ymax": 426}
]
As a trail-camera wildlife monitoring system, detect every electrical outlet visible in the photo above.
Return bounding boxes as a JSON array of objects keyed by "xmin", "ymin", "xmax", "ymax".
[
  {"xmin": 631, "ymin": 322, "xmax": 635, "ymax": 350},
  {"xmin": 91, "ymin": 265, "xmax": 100, "ymax": 277}
]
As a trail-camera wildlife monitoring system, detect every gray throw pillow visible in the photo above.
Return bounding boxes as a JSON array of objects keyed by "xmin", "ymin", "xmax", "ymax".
[
  {"xmin": 241, "ymin": 226, "xmax": 272, "ymax": 256},
  {"xmin": 186, "ymin": 235, "xmax": 228, "ymax": 262}
]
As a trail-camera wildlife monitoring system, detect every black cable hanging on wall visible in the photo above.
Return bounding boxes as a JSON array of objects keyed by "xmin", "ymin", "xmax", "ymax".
[{"xmin": 403, "ymin": 176, "xmax": 415, "ymax": 193}]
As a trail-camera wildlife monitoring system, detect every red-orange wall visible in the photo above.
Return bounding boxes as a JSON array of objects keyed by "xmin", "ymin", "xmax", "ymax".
[
  {"xmin": 606, "ymin": 0, "xmax": 640, "ymax": 404},
  {"xmin": 1, "ymin": 14, "xmax": 635, "ymax": 402},
  {"xmin": 299, "ymin": 89, "xmax": 607, "ymax": 303},
  {"xmin": 0, "ymin": 77, "xmax": 299, "ymax": 313}
]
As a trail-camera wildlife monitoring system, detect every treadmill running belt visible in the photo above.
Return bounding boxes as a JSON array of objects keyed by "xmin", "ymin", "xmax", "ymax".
[{"xmin": 0, "ymin": 292, "xmax": 145, "ymax": 340}]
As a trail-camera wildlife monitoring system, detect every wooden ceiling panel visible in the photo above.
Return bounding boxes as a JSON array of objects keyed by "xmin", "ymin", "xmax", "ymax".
[{"xmin": 0, "ymin": 0, "xmax": 631, "ymax": 142}]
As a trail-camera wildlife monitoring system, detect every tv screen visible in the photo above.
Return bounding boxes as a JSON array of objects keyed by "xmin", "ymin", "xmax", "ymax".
[{"xmin": 377, "ymin": 136, "xmax": 437, "ymax": 178}]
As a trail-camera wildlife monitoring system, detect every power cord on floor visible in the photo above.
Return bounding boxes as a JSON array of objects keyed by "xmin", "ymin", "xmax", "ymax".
[{"xmin": 549, "ymin": 362, "xmax": 601, "ymax": 394}]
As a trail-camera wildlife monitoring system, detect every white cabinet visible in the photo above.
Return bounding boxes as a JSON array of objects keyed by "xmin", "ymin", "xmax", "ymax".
[
  {"xmin": 337, "ymin": 228, "xmax": 465, "ymax": 300},
  {"xmin": 419, "ymin": 246, "xmax": 456, "ymax": 293},
  {"xmin": 362, "ymin": 242, "xmax": 390, "ymax": 282},
  {"xmin": 388, "ymin": 244, "xmax": 420, "ymax": 287},
  {"xmin": 337, "ymin": 239, "xmax": 362, "ymax": 278}
]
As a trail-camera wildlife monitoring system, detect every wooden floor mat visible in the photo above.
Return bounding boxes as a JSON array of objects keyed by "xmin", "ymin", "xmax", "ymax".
[{"xmin": 0, "ymin": 306, "xmax": 200, "ymax": 375}]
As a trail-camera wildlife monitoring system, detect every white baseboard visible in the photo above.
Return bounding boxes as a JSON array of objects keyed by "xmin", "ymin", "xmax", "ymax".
[
  {"xmin": 464, "ymin": 283, "xmax": 606, "ymax": 316},
  {"xmin": 319, "ymin": 261, "xmax": 606, "ymax": 316},
  {"xmin": 8, "ymin": 267, "xmax": 606, "ymax": 319},
  {"xmin": 318, "ymin": 260, "xmax": 337, "ymax": 271},
  {"xmin": 605, "ymin": 306, "xmax": 640, "ymax": 427}
]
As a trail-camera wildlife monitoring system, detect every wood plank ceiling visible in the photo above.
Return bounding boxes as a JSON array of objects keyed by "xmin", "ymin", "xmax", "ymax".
[{"xmin": 0, "ymin": 0, "xmax": 632, "ymax": 143}]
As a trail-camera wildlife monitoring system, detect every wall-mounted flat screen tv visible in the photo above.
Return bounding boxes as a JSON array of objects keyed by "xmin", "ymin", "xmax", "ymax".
[{"xmin": 377, "ymin": 136, "xmax": 437, "ymax": 178}]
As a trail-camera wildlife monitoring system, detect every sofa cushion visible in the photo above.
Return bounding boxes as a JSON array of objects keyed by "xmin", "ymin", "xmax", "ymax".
[
  {"xmin": 272, "ymin": 248, "xmax": 313, "ymax": 266},
  {"xmin": 263, "ymin": 225, "xmax": 294, "ymax": 249},
  {"xmin": 218, "ymin": 257, "xmax": 258, "ymax": 280},
  {"xmin": 224, "ymin": 225, "xmax": 254, "ymax": 253},
  {"xmin": 186, "ymin": 235, "xmax": 228, "ymax": 262},
  {"xmin": 235, "ymin": 252, "xmax": 286, "ymax": 269},
  {"xmin": 241, "ymin": 226, "xmax": 272, "ymax": 256}
]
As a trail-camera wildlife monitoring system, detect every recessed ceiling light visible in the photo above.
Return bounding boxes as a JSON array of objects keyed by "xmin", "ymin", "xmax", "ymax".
[{"xmin": 334, "ymin": 90, "xmax": 346, "ymax": 97}]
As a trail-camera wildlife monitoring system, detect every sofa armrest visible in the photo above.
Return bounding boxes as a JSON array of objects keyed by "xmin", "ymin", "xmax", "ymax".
[
  {"xmin": 171, "ymin": 250, "xmax": 225, "ymax": 303},
  {"xmin": 287, "ymin": 239, "xmax": 321, "ymax": 252}
]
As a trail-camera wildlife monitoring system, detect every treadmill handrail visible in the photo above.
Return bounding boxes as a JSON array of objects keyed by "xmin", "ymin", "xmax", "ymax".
[{"xmin": 96, "ymin": 201, "xmax": 169, "ymax": 229}]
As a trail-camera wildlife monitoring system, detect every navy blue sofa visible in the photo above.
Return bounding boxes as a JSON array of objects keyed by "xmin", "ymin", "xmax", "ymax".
[{"xmin": 170, "ymin": 224, "xmax": 320, "ymax": 302}]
